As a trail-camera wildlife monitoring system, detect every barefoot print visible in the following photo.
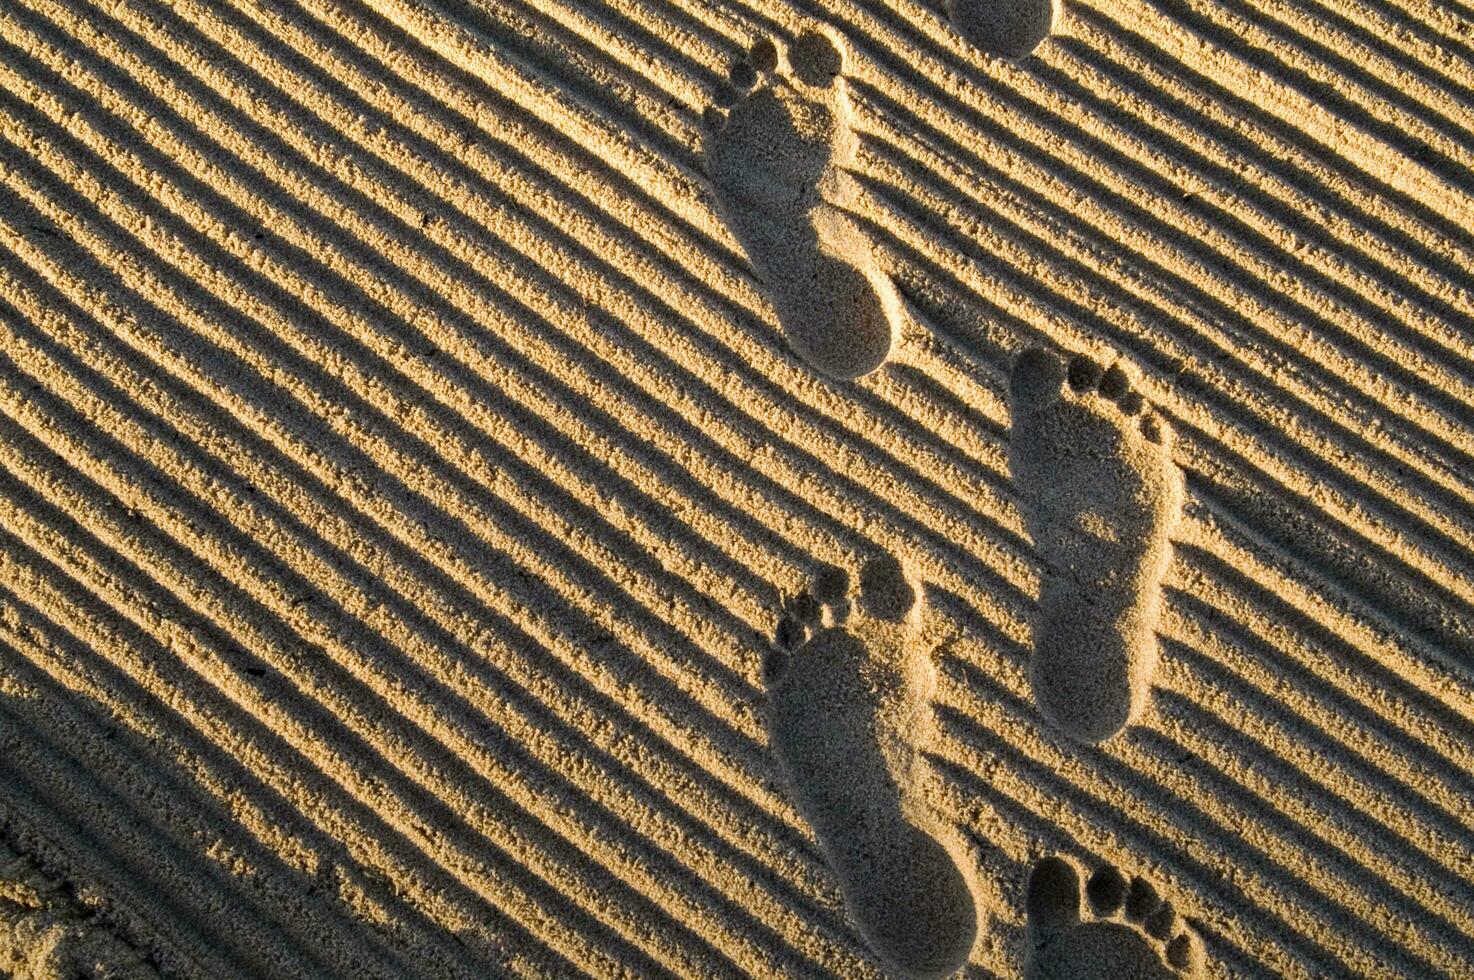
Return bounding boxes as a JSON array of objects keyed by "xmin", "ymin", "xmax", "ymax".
[
  {"xmin": 1008, "ymin": 347, "xmax": 1185, "ymax": 743},
  {"xmin": 765, "ymin": 555, "xmax": 976, "ymax": 978},
  {"xmin": 703, "ymin": 31, "xmax": 902, "ymax": 379}
]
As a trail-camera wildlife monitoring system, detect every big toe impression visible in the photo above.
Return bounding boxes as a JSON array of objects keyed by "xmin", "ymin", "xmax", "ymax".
[{"xmin": 1027, "ymin": 856, "xmax": 1082, "ymax": 938}]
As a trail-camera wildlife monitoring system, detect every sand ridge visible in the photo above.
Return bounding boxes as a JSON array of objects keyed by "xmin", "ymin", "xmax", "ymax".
[{"xmin": 0, "ymin": 0, "xmax": 1472, "ymax": 975}]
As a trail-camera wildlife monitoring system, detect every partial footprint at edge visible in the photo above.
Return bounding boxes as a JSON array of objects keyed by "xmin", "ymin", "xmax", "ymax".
[
  {"xmin": 1008, "ymin": 348, "xmax": 1184, "ymax": 743},
  {"xmin": 765, "ymin": 556, "xmax": 976, "ymax": 978},
  {"xmin": 1026, "ymin": 856, "xmax": 1206, "ymax": 978},
  {"xmin": 703, "ymin": 31, "xmax": 902, "ymax": 380},
  {"xmin": 949, "ymin": 0, "xmax": 1057, "ymax": 60}
]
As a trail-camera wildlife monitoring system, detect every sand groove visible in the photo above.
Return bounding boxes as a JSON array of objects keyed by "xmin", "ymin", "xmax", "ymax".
[{"xmin": 2, "ymin": 0, "xmax": 1473, "ymax": 975}]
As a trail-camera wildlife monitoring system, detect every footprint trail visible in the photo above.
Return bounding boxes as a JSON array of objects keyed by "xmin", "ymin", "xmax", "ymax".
[
  {"xmin": 765, "ymin": 556, "xmax": 976, "ymax": 978},
  {"xmin": 1026, "ymin": 856, "xmax": 1205, "ymax": 977},
  {"xmin": 703, "ymin": 31, "xmax": 901, "ymax": 379},
  {"xmin": 1008, "ymin": 348, "xmax": 1184, "ymax": 743}
]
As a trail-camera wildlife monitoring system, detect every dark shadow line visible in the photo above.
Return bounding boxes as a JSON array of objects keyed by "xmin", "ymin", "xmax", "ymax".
[
  {"xmin": 0, "ymin": 598, "xmax": 465, "ymax": 980},
  {"xmin": 0, "ymin": 403, "xmax": 699, "ymax": 979},
  {"xmin": 0, "ymin": 261, "xmax": 860, "ymax": 972}
]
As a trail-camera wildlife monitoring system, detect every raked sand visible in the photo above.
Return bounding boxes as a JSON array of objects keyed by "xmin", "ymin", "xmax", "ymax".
[{"xmin": 1, "ymin": 0, "xmax": 1473, "ymax": 976}]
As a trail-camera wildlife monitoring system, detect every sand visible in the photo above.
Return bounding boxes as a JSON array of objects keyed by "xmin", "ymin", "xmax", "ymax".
[{"xmin": 0, "ymin": 0, "xmax": 1471, "ymax": 976}]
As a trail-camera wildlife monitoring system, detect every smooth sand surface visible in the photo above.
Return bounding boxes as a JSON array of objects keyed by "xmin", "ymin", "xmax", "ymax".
[{"xmin": 1, "ymin": 0, "xmax": 1473, "ymax": 976}]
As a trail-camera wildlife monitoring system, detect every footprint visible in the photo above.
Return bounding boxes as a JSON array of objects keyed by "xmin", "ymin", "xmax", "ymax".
[
  {"xmin": 1025, "ymin": 856, "xmax": 1205, "ymax": 978},
  {"xmin": 1008, "ymin": 348, "xmax": 1184, "ymax": 743},
  {"xmin": 949, "ymin": 0, "xmax": 1057, "ymax": 60},
  {"xmin": 703, "ymin": 31, "xmax": 902, "ymax": 379},
  {"xmin": 765, "ymin": 556, "xmax": 976, "ymax": 978}
]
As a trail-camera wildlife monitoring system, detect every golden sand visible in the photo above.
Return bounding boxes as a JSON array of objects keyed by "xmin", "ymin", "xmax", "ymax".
[{"xmin": 1, "ymin": 0, "xmax": 1472, "ymax": 976}]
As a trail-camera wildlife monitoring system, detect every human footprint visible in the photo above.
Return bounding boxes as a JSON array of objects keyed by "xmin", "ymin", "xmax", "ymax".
[
  {"xmin": 1008, "ymin": 347, "xmax": 1184, "ymax": 743},
  {"xmin": 1026, "ymin": 856, "xmax": 1206, "ymax": 977},
  {"xmin": 703, "ymin": 31, "xmax": 901, "ymax": 379},
  {"xmin": 765, "ymin": 556, "xmax": 976, "ymax": 978}
]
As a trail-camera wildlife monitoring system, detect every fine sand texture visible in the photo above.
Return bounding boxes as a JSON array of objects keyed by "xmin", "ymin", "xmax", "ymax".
[{"xmin": 2, "ymin": 0, "xmax": 1474, "ymax": 977}]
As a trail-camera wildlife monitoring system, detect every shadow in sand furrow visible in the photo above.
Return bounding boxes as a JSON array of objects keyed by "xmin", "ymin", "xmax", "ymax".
[
  {"xmin": 839, "ymin": 0, "xmax": 1474, "ymax": 297},
  {"xmin": 941, "ymin": 632, "xmax": 1474, "ymax": 976},
  {"xmin": 0, "ymin": 678, "xmax": 354, "ymax": 980},
  {"xmin": 1137, "ymin": 697, "xmax": 1474, "ymax": 975},
  {"xmin": 208, "ymin": 0, "xmax": 1041, "ymax": 575},
  {"xmin": 848, "ymin": 77, "xmax": 1474, "ymax": 495},
  {"xmin": 0, "ymin": 608, "xmax": 467, "ymax": 980},
  {"xmin": 6, "ymin": 0, "xmax": 1038, "ymax": 632},
  {"xmin": 0, "ymin": 434, "xmax": 689, "ymax": 976},
  {"xmin": 0, "ymin": 309, "xmax": 839, "ymax": 975},
  {"xmin": 1156, "ymin": 634, "xmax": 1474, "ymax": 927},
  {"xmin": 1172, "ymin": 549, "xmax": 1474, "ymax": 768},
  {"xmin": 421, "ymin": 0, "xmax": 710, "ymax": 169},
  {"xmin": 1061, "ymin": 9, "xmax": 1474, "ymax": 329},
  {"xmin": 932, "ymin": 663, "xmax": 1392, "ymax": 978},
  {"xmin": 0, "ymin": 251, "xmax": 850, "ymax": 916},
  {"xmin": 0, "ymin": 829, "xmax": 164, "ymax": 980},
  {"xmin": 0, "ymin": 560, "xmax": 540, "ymax": 977},
  {"xmin": 1141, "ymin": 0, "xmax": 1474, "ymax": 190},
  {"xmin": 0, "ymin": 53, "xmax": 1040, "ymax": 743}
]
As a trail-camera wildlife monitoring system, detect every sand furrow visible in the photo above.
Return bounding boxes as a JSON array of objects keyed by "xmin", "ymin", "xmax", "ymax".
[
  {"xmin": 857, "ymin": 130, "xmax": 1474, "ymax": 536},
  {"xmin": 0, "ymin": 542, "xmax": 503, "ymax": 980},
  {"xmin": 849, "ymin": 83, "xmax": 1474, "ymax": 497},
  {"xmin": 2, "ymin": 0, "xmax": 1037, "ymax": 669},
  {"xmin": 1174, "ymin": 0, "xmax": 1474, "ymax": 166},
  {"xmin": 840, "ymin": 0, "xmax": 1474, "ymax": 385},
  {"xmin": 0, "ymin": 20, "xmax": 789, "ymax": 783},
  {"xmin": 0, "ymin": 379, "xmax": 658, "ymax": 978},
  {"xmin": 927, "ymin": 662, "xmax": 1386, "ymax": 977},
  {"xmin": 0, "ymin": 590, "xmax": 423, "ymax": 980},
  {"xmin": 0, "ymin": 291, "xmax": 787, "ymax": 980},
  {"xmin": 0, "ymin": 654, "xmax": 296, "ymax": 980},
  {"xmin": 0, "ymin": 244, "xmax": 868, "ymax": 973},
  {"xmin": 916, "ymin": 598, "xmax": 1449, "ymax": 977},
  {"xmin": 1163, "ymin": 574, "xmax": 1474, "ymax": 838},
  {"xmin": 0, "ymin": 467, "xmax": 593, "ymax": 979}
]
